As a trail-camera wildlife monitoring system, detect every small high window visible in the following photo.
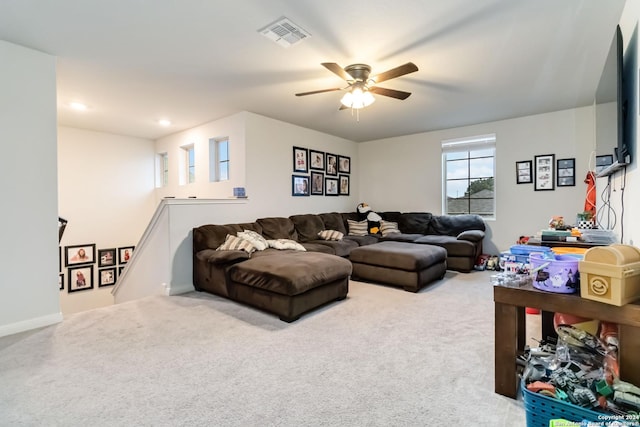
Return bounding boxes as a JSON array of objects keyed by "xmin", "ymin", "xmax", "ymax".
[
  {"xmin": 209, "ymin": 138, "xmax": 229, "ymax": 182},
  {"xmin": 180, "ymin": 145, "xmax": 195, "ymax": 185},
  {"xmin": 155, "ymin": 152, "xmax": 169, "ymax": 188}
]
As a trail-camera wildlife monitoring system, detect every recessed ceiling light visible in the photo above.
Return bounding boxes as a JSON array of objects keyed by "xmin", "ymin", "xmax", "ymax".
[
  {"xmin": 70, "ymin": 102, "xmax": 88, "ymax": 111},
  {"xmin": 158, "ymin": 119, "xmax": 171, "ymax": 127}
]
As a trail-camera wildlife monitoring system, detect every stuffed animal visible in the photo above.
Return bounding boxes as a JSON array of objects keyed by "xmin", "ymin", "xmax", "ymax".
[{"xmin": 357, "ymin": 203, "xmax": 382, "ymax": 234}]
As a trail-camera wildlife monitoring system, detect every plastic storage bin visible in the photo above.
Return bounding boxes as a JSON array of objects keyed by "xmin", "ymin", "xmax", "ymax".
[
  {"xmin": 521, "ymin": 382, "xmax": 619, "ymax": 427},
  {"xmin": 579, "ymin": 244, "xmax": 640, "ymax": 306},
  {"xmin": 530, "ymin": 253, "xmax": 580, "ymax": 293}
]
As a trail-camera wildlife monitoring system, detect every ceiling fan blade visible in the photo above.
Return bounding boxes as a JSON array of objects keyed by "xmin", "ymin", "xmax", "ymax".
[
  {"xmin": 369, "ymin": 86, "xmax": 412, "ymax": 100},
  {"xmin": 295, "ymin": 88, "xmax": 342, "ymax": 96},
  {"xmin": 338, "ymin": 104, "xmax": 349, "ymax": 110},
  {"xmin": 370, "ymin": 62, "xmax": 418, "ymax": 84},
  {"xmin": 321, "ymin": 62, "xmax": 353, "ymax": 81}
]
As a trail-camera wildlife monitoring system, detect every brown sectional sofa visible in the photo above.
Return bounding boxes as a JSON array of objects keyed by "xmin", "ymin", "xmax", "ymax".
[{"xmin": 192, "ymin": 211, "xmax": 485, "ymax": 322}]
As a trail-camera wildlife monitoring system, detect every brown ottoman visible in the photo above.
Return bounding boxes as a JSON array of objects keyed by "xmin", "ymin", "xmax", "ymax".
[
  {"xmin": 349, "ymin": 242, "xmax": 447, "ymax": 292},
  {"xmin": 228, "ymin": 251, "xmax": 352, "ymax": 322}
]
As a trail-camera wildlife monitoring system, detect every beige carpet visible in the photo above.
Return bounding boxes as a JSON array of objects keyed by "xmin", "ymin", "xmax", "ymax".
[{"xmin": 0, "ymin": 271, "xmax": 536, "ymax": 426}]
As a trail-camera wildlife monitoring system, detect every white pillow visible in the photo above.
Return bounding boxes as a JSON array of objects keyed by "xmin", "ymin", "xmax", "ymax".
[
  {"xmin": 237, "ymin": 230, "xmax": 268, "ymax": 251},
  {"xmin": 347, "ymin": 219, "xmax": 368, "ymax": 236},
  {"xmin": 317, "ymin": 230, "xmax": 344, "ymax": 241},
  {"xmin": 380, "ymin": 220, "xmax": 401, "ymax": 237},
  {"xmin": 217, "ymin": 234, "xmax": 256, "ymax": 254},
  {"xmin": 266, "ymin": 239, "xmax": 306, "ymax": 251}
]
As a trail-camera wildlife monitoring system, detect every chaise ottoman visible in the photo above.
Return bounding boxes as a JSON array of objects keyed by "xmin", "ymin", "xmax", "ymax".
[
  {"xmin": 227, "ymin": 251, "xmax": 352, "ymax": 322},
  {"xmin": 349, "ymin": 241, "xmax": 447, "ymax": 292}
]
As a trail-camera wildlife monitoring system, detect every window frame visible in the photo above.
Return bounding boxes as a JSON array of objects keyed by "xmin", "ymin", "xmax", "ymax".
[{"xmin": 441, "ymin": 134, "xmax": 496, "ymax": 219}]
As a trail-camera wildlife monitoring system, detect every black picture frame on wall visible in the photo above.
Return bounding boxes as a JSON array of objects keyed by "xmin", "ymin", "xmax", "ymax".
[
  {"xmin": 98, "ymin": 248, "xmax": 116, "ymax": 268},
  {"xmin": 557, "ymin": 158, "xmax": 576, "ymax": 187},
  {"xmin": 338, "ymin": 155, "xmax": 351, "ymax": 174},
  {"xmin": 325, "ymin": 153, "xmax": 338, "ymax": 176},
  {"xmin": 59, "ymin": 273, "xmax": 64, "ymax": 291},
  {"xmin": 65, "ymin": 243, "xmax": 96, "ymax": 267},
  {"xmin": 292, "ymin": 175, "xmax": 310, "ymax": 196},
  {"xmin": 534, "ymin": 154, "xmax": 555, "ymax": 191},
  {"xmin": 339, "ymin": 175, "xmax": 350, "ymax": 195},
  {"xmin": 98, "ymin": 267, "xmax": 117, "ymax": 287},
  {"xmin": 118, "ymin": 246, "xmax": 134, "ymax": 264},
  {"xmin": 68, "ymin": 265, "xmax": 94, "ymax": 293},
  {"xmin": 311, "ymin": 171, "xmax": 324, "ymax": 195},
  {"xmin": 309, "ymin": 150, "xmax": 325, "ymax": 171},
  {"xmin": 293, "ymin": 146, "xmax": 308, "ymax": 173},
  {"xmin": 325, "ymin": 177, "xmax": 339, "ymax": 195},
  {"xmin": 516, "ymin": 160, "xmax": 532, "ymax": 184}
]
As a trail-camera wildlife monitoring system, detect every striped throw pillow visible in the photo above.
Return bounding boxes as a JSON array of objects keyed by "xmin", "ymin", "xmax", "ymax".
[
  {"xmin": 380, "ymin": 220, "xmax": 401, "ymax": 237},
  {"xmin": 237, "ymin": 230, "xmax": 268, "ymax": 251},
  {"xmin": 347, "ymin": 219, "xmax": 368, "ymax": 236},
  {"xmin": 216, "ymin": 234, "xmax": 256, "ymax": 254},
  {"xmin": 317, "ymin": 230, "xmax": 344, "ymax": 241}
]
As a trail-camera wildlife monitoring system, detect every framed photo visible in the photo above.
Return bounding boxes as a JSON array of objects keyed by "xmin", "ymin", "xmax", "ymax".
[
  {"xmin": 293, "ymin": 146, "xmax": 308, "ymax": 173},
  {"xmin": 339, "ymin": 174, "xmax": 350, "ymax": 195},
  {"xmin": 59, "ymin": 273, "xmax": 64, "ymax": 291},
  {"xmin": 59, "ymin": 246, "xmax": 62, "ymax": 272},
  {"xmin": 119, "ymin": 265, "xmax": 125, "ymax": 276},
  {"xmin": 325, "ymin": 177, "xmax": 339, "ymax": 196},
  {"xmin": 557, "ymin": 158, "xmax": 576, "ymax": 187},
  {"xmin": 118, "ymin": 246, "xmax": 134, "ymax": 264},
  {"xmin": 516, "ymin": 160, "xmax": 532, "ymax": 184},
  {"xmin": 98, "ymin": 267, "xmax": 117, "ymax": 287},
  {"xmin": 292, "ymin": 175, "xmax": 310, "ymax": 196},
  {"xmin": 65, "ymin": 243, "xmax": 96, "ymax": 266},
  {"xmin": 595, "ymin": 154, "xmax": 614, "ymax": 174},
  {"xmin": 338, "ymin": 155, "xmax": 351, "ymax": 174},
  {"xmin": 68, "ymin": 265, "xmax": 94, "ymax": 293},
  {"xmin": 311, "ymin": 171, "xmax": 324, "ymax": 195},
  {"xmin": 98, "ymin": 248, "xmax": 117, "ymax": 267},
  {"xmin": 325, "ymin": 153, "xmax": 338, "ymax": 176},
  {"xmin": 534, "ymin": 154, "xmax": 555, "ymax": 191},
  {"xmin": 309, "ymin": 150, "xmax": 325, "ymax": 171}
]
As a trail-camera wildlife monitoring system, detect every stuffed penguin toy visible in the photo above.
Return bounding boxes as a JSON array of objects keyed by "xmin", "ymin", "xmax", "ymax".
[{"xmin": 357, "ymin": 203, "xmax": 382, "ymax": 234}]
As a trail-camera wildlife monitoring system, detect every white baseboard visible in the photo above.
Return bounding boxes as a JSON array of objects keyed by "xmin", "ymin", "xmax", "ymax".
[
  {"xmin": 166, "ymin": 283, "xmax": 195, "ymax": 296},
  {"xmin": 0, "ymin": 312, "xmax": 63, "ymax": 338}
]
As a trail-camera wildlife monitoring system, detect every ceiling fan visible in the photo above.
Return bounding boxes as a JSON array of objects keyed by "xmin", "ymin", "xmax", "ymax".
[{"xmin": 295, "ymin": 62, "xmax": 419, "ymax": 110}]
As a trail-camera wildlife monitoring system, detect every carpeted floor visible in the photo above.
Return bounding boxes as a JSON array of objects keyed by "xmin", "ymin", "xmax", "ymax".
[{"xmin": 0, "ymin": 271, "xmax": 536, "ymax": 426}]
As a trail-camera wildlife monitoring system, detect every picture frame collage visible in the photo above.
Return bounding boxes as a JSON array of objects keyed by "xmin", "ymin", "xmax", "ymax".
[
  {"xmin": 292, "ymin": 146, "xmax": 350, "ymax": 196},
  {"xmin": 60, "ymin": 244, "xmax": 134, "ymax": 292},
  {"xmin": 515, "ymin": 154, "xmax": 575, "ymax": 191}
]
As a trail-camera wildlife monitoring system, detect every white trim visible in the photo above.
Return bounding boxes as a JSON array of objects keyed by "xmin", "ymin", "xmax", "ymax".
[
  {"xmin": 0, "ymin": 312, "xmax": 63, "ymax": 338},
  {"xmin": 441, "ymin": 133, "xmax": 496, "ymax": 152},
  {"xmin": 166, "ymin": 283, "xmax": 194, "ymax": 296}
]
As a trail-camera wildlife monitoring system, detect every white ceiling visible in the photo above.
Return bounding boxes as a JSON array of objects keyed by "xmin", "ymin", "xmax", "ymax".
[{"xmin": 0, "ymin": 0, "xmax": 627, "ymax": 142}]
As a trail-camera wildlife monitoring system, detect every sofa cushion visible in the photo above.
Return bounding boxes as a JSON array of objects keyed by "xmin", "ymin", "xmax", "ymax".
[
  {"xmin": 317, "ymin": 230, "xmax": 344, "ymax": 241},
  {"xmin": 414, "ymin": 235, "xmax": 477, "ymax": 257},
  {"xmin": 300, "ymin": 242, "xmax": 335, "ymax": 254},
  {"xmin": 229, "ymin": 251, "xmax": 352, "ymax": 296},
  {"xmin": 457, "ymin": 229, "xmax": 485, "ymax": 243},
  {"xmin": 379, "ymin": 233, "xmax": 423, "ymax": 243},
  {"xmin": 237, "ymin": 230, "xmax": 269, "ymax": 250},
  {"xmin": 379, "ymin": 220, "xmax": 400, "ymax": 237},
  {"xmin": 290, "ymin": 214, "xmax": 325, "ymax": 242},
  {"xmin": 256, "ymin": 217, "xmax": 298, "ymax": 241},
  {"xmin": 428, "ymin": 214, "xmax": 485, "ymax": 236},
  {"xmin": 349, "ymin": 241, "xmax": 446, "ymax": 271},
  {"xmin": 193, "ymin": 222, "xmax": 262, "ymax": 252},
  {"xmin": 196, "ymin": 249, "xmax": 250, "ymax": 264},
  {"xmin": 398, "ymin": 213, "xmax": 432, "ymax": 234},
  {"xmin": 379, "ymin": 211, "xmax": 402, "ymax": 223},
  {"xmin": 344, "ymin": 235, "xmax": 380, "ymax": 246},
  {"xmin": 267, "ymin": 239, "xmax": 306, "ymax": 251},
  {"xmin": 308, "ymin": 239, "xmax": 358, "ymax": 257},
  {"xmin": 347, "ymin": 219, "xmax": 368, "ymax": 236},
  {"xmin": 217, "ymin": 234, "xmax": 257, "ymax": 254},
  {"xmin": 318, "ymin": 212, "xmax": 347, "ymax": 235}
]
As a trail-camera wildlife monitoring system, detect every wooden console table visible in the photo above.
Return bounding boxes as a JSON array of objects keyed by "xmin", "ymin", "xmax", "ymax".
[{"xmin": 494, "ymin": 284, "xmax": 640, "ymax": 398}]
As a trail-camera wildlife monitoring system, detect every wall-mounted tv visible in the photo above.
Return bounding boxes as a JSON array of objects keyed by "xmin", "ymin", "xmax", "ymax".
[{"xmin": 594, "ymin": 25, "xmax": 630, "ymax": 177}]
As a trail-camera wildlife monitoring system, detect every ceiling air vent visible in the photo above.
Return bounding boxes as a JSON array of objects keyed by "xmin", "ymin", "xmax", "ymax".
[{"xmin": 258, "ymin": 17, "xmax": 311, "ymax": 48}]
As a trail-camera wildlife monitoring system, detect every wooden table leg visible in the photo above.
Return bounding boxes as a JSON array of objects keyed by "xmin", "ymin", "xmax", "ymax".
[
  {"xmin": 541, "ymin": 310, "xmax": 556, "ymax": 341},
  {"xmin": 619, "ymin": 324, "xmax": 640, "ymax": 386},
  {"xmin": 495, "ymin": 301, "xmax": 520, "ymax": 398}
]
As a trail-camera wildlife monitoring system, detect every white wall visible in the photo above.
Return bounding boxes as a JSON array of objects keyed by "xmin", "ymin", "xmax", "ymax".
[
  {"xmin": 57, "ymin": 126, "xmax": 156, "ymax": 314},
  {"xmin": 0, "ymin": 41, "xmax": 61, "ymax": 337},
  {"xmin": 359, "ymin": 107, "xmax": 595, "ymax": 254}
]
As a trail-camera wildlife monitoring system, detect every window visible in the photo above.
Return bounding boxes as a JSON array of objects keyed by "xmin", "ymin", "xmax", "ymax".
[
  {"xmin": 442, "ymin": 134, "xmax": 495, "ymax": 218},
  {"xmin": 209, "ymin": 138, "xmax": 229, "ymax": 182},
  {"xmin": 182, "ymin": 145, "xmax": 195, "ymax": 184},
  {"xmin": 155, "ymin": 152, "xmax": 169, "ymax": 188}
]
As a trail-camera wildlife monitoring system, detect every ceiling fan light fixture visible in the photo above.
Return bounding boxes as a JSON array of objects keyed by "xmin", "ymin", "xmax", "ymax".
[{"xmin": 340, "ymin": 88, "xmax": 375, "ymax": 109}]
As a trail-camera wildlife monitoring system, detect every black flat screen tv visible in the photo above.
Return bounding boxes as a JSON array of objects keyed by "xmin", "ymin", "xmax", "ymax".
[{"xmin": 594, "ymin": 25, "xmax": 629, "ymax": 177}]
